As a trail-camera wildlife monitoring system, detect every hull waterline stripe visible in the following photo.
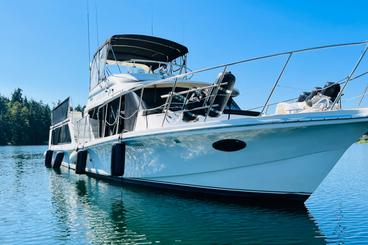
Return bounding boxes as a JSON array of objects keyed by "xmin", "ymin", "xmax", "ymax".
[
  {"xmin": 88, "ymin": 172, "xmax": 310, "ymax": 202},
  {"xmin": 60, "ymin": 163, "xmax": 310, "ymax": 202}
]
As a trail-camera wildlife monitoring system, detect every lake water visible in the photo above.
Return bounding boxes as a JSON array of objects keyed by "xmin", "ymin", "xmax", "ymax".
[{"xmin": 0, "ymin": 144, "xmax": 367, "ymax": 244}]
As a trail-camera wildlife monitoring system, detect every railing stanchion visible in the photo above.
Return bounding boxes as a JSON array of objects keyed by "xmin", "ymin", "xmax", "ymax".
[
  {"xmin": 358, "ymin": 84, "xmax": 368, "ymax": 106},
  {"xmin": 162, "ymin": 78, "xmax": 178, "ymax": 126},
  {"xmin": 115, "ymin": 97, "xmax": 122, "ymax": 135},
  {"xmin": 260, "ymin": 52, "xmax": 293, "ymax": 115},
  {"xmin": 83, "ymin": 116, "xmax": 87, "ymax": 144},
  {"xmin": 331, "ymin": 44, "xmax": 368, "ymax": 110},
  {"xmin": 204, "ymin": 66, "xmax": 228, "ymax": 122}
]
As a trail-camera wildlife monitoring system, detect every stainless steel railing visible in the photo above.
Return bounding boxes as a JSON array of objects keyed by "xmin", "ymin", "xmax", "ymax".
[
  {"xmin": 122, "ymin": 40, "xmax": 368, "ymax": 114},
  {"xmin": 74, "ymin": 40, "xmax": 368, "ymax": 145}
]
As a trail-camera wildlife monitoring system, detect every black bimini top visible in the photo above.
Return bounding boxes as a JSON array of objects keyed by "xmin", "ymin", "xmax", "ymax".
[{"xmin": 105, "ymin": 34, "xmax": 188, "ymax": 69}]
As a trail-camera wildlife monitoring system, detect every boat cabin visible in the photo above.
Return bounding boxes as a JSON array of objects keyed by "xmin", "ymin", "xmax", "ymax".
[
  {"xmin": 49, "ymin": 35, "xmax": 251, "ymax": 146},
  {"xmin": 75, "ymin": 35, "xmax": 244, "ymax": 141}
]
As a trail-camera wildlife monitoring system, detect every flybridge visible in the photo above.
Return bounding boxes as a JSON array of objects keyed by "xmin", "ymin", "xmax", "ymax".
[{"xmin": 90, "ymin": 34, "xmax": 189, "ymax": 90}]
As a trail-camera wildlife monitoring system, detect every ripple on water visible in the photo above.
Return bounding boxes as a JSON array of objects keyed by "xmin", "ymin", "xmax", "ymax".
[
  {"xmin": 306, "ymin": 143, "xmax": 368, "ymax": 244},
  {"xmin": 1, "ymin": 144, "xmax": 368, "ymax": 244}
]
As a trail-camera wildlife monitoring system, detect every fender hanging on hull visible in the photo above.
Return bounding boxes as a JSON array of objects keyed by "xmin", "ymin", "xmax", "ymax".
[
  {"xmin": 53, "ymin": 152, "xmax": 64, "ymax": 169},
  {"xmin": 111, "ymin": 142, "xmax": 126, "ymax": 176},
  {"xmin": 76, "ymin": 150, "xmax": 88, "ymax": 174},
  {"xmin": 45, "ymin": 150, "xmax": 53, "ymax": 168}
]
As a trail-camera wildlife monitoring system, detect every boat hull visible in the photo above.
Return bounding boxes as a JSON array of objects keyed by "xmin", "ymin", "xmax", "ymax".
[
  {"xmin": 52, "ymin": 113, "xmax": 368, "ymax": 202},
  {"xmin": 85, "ymin": 172, "xmax": 310, "ymax": 203}
]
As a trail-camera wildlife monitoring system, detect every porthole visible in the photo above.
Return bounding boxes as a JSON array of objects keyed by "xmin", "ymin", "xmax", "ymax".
[{"xmin": 212, "ymin": 139, "xmax": 246, "ymax": 152}]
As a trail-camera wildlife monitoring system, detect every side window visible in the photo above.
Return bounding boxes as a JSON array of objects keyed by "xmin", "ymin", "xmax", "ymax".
[
  {"xmin": 141, "ymin": 87, "xmax": 188, "ymax": 115},
  {"xmin": 98, "ymin": 105, "xmax": 106, "ymax": 138},
  {"xmin": 225, "ymin": 98, "xmax": 241, "ymax": 110},
  {"xmin": 51, "ymin": 124, "xmax": 71, "ymax": 145},
  {"xmin": 88, "ymin": 96, "xmax": 126, "ymax": 138},
  {"xmin": 104, "ymin": 98, "xmax": 120, "ymax": 137},
  {"xmin": 88, "ymin": 107, "xmax": 100, "ymax": 138}
]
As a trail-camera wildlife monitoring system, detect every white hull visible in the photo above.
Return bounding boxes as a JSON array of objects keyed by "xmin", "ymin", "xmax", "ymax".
[{"xmin": 51, "ymin": 110, "xmax": 368, "ymax": 201}]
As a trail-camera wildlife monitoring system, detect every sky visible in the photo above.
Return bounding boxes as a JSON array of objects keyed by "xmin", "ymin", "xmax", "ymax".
[{"xmin": 1, "ymin": 0, "xmax": 368, "ymax": 109}]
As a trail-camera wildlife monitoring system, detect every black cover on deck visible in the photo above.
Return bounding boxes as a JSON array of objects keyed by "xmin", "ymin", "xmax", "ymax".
[{"xmin": 105, "ymin": 34, "xmax": 188, "ymax": 69}]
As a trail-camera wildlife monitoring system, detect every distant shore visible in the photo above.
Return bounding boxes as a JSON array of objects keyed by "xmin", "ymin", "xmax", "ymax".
[
  {"xmin": 0, "ymin": 143, "xmax": 48, "ymax": 146},
  {"xmin": 0, "ymin": 88, "xmax": 50, "ymax": 146}
]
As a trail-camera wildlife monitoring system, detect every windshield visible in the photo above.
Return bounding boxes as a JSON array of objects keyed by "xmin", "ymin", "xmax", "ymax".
[{"xmin": 90, "ymin": 44, "xmax": 108, "ymax": 90}]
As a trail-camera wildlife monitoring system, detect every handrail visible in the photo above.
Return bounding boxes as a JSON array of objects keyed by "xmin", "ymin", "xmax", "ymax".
[
  {"xmin": 204, "ymin": 66, "xmax": 228, "ymax": 121},
  {"xmin": 123, "ymin": 40, "xmax": 368, "ymax": 95},
  {"xmin": 77, "ymin": 68, "xmax": 368, "ymax": 143},
  {"xmin": 162, "ymin": 77, "xmax": 179, "ymax": 126},
  {"xmin": 358, "ymin": 85, "xmax": 368, "ymax": 106},
  {"xmin": 245, "ymin": 69, "xmax": 368, "ymax": 111},
  {"xmin": 75, "ymin": 40, "xmax": 368, "ymax": 139},
  {"xmin": 89, "ymin": 40, "xmax": 368, "ymax": 117},
  {"xmin": 330, "ymin": 44, "xmax": 368, "ymax": 110},
  {"xmin": 260, "ymin": 53, "xmax": 293, "ymax": 115},
  {"xmin": 127, "ymin": 59, "xmax": 170, "ymax": 66},
  {"xmin": 160, "ymin": 83, "xmax": 228, "ymax": 99},
  {"xmin": 107, "ymin": 41, "xmax": 368, "ymax": 123}
]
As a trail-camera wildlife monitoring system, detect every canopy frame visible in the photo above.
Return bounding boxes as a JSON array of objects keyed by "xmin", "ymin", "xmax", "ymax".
[{"xmin": 89, "ymin": 34, "xmax": 189, "ymax": 90}]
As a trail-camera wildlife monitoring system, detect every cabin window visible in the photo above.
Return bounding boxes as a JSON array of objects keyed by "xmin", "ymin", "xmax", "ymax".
[
  {"xmin": 51, "ymin": 97, "xmax": 70, "ymax": 125},
  {"xmin": 104, "ymin": 98, "xmax": 120, "ymax": 137},
  {"xmin": 88, "ymin": 97, "xmax": 122, "ymax": 138},
  {"xmin": 88, "ymin": 94, "xmax": 138, "ymax": 138},
  {"xmin": 51, "ymin": 124, "xmax": 71, "ymax": 145},
  {"xmin": 98, "ymin": 105, "xmax": 106, "ymax": 137},
  {"xmin": 141, "ymin": 87, "xmax": 189, "ymax": 115},
  {"xmin": 88, "ymin": 107, "xmax": 100, "ymax": 138}
]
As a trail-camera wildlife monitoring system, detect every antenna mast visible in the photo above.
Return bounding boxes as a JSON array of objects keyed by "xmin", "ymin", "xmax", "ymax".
[
  {"xmin": 94, "ymin": 0, "xmax": 99, "ymax": 45},
  {"xmin": 86, "ymin": 0, "xmax": 91, "ymax": 68},
  {"xmin": 151, "ymin": 0, "xmax": 154, "ymax": 35}
]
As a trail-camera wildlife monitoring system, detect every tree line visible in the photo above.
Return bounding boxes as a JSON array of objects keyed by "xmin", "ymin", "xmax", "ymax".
[{"xmin": 0, "ymin": 89, "xmax": 51, "ymax": 145}]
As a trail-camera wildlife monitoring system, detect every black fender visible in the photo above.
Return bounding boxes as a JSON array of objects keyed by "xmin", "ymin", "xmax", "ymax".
[
  {"xmin": 76, "ymin": 150, "xmax": 88, "ymax": 174},
  {"xmin": 53, "ymin": 151, "xmax": 64, "ymax": 169},
  {"xmin": 45, "ymin": 150, "xmax": 53, "ymax": 168},
  {"xmin": 111, "ymin": 142, "xmax": 126, "ymax": 176}
]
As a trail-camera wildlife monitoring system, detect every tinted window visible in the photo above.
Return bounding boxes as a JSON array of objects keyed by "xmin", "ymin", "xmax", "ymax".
[
  {"xmin": 51, "ymin": 124, "xmax": 71, "ymax": 145},
  {"xmin": 225, "ymin": 98, "xmax": 241, "ymax": 110},
  {"xmin": 142, "ymin": 87, "xmax": 190, "ymax": 113},
  {"xmin": 51, "ymin": 97, "xmax": 69, "ymax": 125}
]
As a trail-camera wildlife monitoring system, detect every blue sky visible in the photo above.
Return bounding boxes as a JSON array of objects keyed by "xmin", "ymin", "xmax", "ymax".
[{"xmin": 0, "ymin": 0, "xmax": 368, "ymax": 109}]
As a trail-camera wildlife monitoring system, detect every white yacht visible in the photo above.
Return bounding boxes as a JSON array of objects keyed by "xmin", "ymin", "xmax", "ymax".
[{"xmin": 46, "ymin": 34, "xmax": 368, "ymax": 202}]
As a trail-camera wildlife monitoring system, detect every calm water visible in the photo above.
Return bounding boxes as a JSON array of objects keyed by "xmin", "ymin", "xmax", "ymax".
[{"xmin": 0, "ymin": 145, "xmax": 367, "ymax": 244}]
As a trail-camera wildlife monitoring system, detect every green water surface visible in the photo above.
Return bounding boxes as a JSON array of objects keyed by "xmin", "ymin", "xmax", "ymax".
[{"xmin": 1, "ymin": 145, "xmax": 367, "ymax": 244}]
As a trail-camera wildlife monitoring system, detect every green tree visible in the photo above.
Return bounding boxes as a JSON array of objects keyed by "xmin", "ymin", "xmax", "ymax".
[
  {"xmin": 0, "ymin": 96, "xmax": 10, "ymax": 144},
  {"xmin": 0, "ymin": 88, "xmax": 51, "ymax": 145},
  {"xmin": 11, "ymin": 88, "xmax": 23, "ymax": 104},
  {"xmin": 27, "ymin": 100, "xmax": 51, "ymax": 144},
  {"xmin": 73, "ymin": 104, "xmax": 85, "ymax": 117},
  {"xmin": 8, "ymin": 101, "xmax": 30, "ymax": 145}
]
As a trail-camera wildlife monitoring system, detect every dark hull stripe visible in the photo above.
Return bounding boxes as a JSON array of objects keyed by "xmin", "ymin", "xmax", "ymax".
[{"xmin": 84, "ymin": 171, "xmax": 310, "ymax": 205}]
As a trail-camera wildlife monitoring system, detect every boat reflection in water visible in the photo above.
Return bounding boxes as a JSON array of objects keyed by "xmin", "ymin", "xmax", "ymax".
[{"xmin": 49, "ymin": 168, "xmax": 325, "ymax": 244}]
